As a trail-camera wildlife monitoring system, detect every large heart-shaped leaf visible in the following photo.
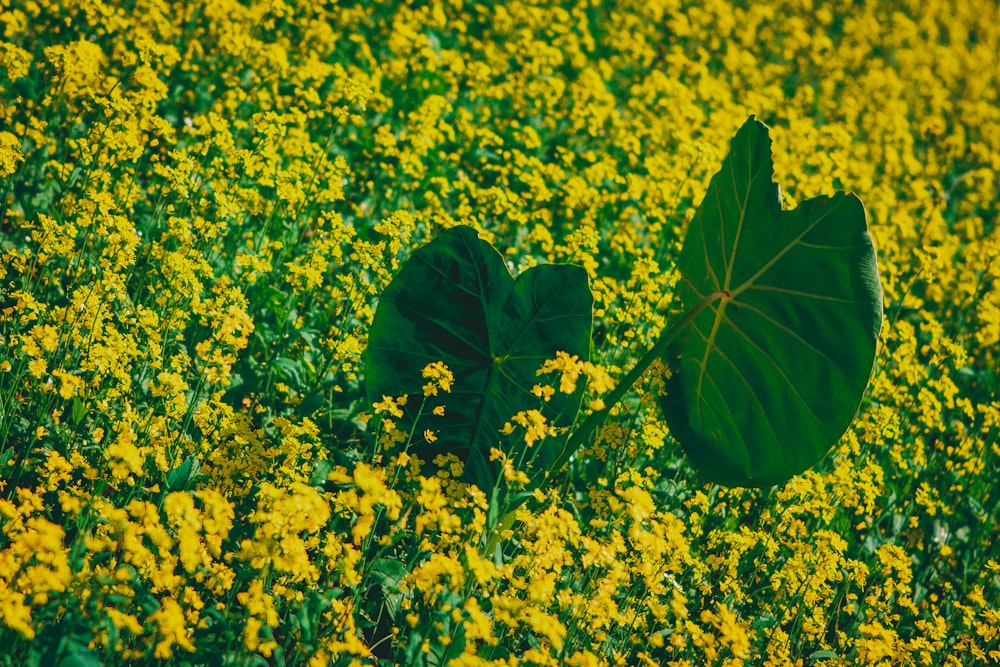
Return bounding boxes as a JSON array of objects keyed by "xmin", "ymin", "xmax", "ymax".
[
  {"xmin": 661, "ymin": 116, "xmax": 883, "ymax": 487},
  {"xmin": 365, "ymin": 226, "xmax": 592, "ymax": 492}
]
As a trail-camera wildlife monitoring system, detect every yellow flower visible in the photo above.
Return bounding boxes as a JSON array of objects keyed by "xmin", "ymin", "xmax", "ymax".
[
  {"xmin": 525, "ymin": 608, "xmax": 566, "ymax": 651},
  {"xmin": 0, "ymin": 42, "xmax": 32, "ymax": 81},
  {"xmin": 148, "ymin": 598, "xmax": 196, "ymax": 659},
  {"xmin": 237, "ymin": 580, "xmax": 279, "ymax": 656},
  {"xmin": 0, "ymin": 131, "xmax": 24, "ymax": 177},
  {"xmin": 531, "ymin": 383, "xmax": 556, "ymax": 401},
  {"xmin": 536, "ymin": 351, "xmax": 585, "ymax": 395},
  {"xmin": 405, "ymin": 552, "xmax": 466, "ymax": 603},
  {"xmin": 43, "ymin": 39, "xmax": 107, "ymax": 98},
  {"xmin": 857, "ymin": 621, "xmax": 898, "ymax": 663},
  {"xmin": 373, "ymin": 395, "xmax": 404, "ymax": 418},
  {"xmin": 50, "ymin": 369, "xmax": 83, "ymax": 400},
  {"xmin": 503, "ymin": 409, "xmax": 556, "ymax": 447},
  {"xmin": 27, "ymin": 357, "xmax": 47, "ymax": 379},
  {"xmin": 421, "ymin": 360, "xmax": 454, "ymax": 396},
  {"xmin": 0, "ymin": 589, "xmax": 35, "ymax": 639},
  {"xmin": 104, "ymin": 429, "xmax": 146, "ymax": 483}
]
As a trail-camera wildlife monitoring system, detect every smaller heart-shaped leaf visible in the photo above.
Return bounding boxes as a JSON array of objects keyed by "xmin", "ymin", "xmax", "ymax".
[
  {"xmin": 661, "ymin": 116, "xmax": 883, "ymax": 487},
  {"xmin": 365, "ymin": 226, "xmax": 592, "ymax": 492}
]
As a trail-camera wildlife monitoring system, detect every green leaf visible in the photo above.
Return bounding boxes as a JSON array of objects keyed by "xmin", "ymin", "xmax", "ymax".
[
  {"xmin": 365, "ymin": 226, "xmax": 592, "ymax": 492},
  {"xmin": 273, "ymin": 356, "xmax": 306, "ymax": 388},
  {"xmin": 165, "ymin": 455, "xmax": 201, "ymax": 492},
  {"xmin": 808, "ymin": 649, "xmax": 840, "ymax": 661},
  {"xmin": 56, "ymin": 650, "xmax": 101, "ymax": 667},
  {"xmin": 309, "ymin": 459, "xmax": 335, "ymax": 487},
  {"xmin": 30, "ymin": 621, "xmax": 100, "ymax": 667},
  {"xmin": 70, "ymin": 396, "xmax": 86, "ymax": 425},
  {"xmin": 661, "ymin": 116, "xmax": 883, "ymax": 487}
]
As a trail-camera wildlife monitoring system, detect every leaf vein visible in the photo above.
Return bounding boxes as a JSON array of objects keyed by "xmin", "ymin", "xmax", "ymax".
[
  {"xmin": 721, "ymin": 314, "xmax": 823, "ymax": 424},
  {"xmin": 702, "ymin": 347, "xmax": 783, "ymax": 457},
  {"xmin": 731, "ymin": 198, "xmax": 843, "ymax": 296},
  {"xmin": 745, "ymin": 284, "xmax": 868, "ymax": 304},
  {"xmin": 726, "ymin": 300, "xmax": 838, "ymax": 366}
]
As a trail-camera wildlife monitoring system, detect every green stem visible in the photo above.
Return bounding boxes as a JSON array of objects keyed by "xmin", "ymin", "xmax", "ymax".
[
  {"xmin": 483, "ymin": 504, "xmax": 518, "ymax": 557},
  {"xmin": 548, "ymin": 289, "xmax": 730, "ymax": 475},
  {"xmin": 479, "ymin": 290, "xmax": 729, "ymax": 559}
]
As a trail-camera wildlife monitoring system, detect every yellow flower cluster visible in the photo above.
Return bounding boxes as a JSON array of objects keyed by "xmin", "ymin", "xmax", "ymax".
[{"xmin": 1, "ymin": 0, "xmax": 999, "ymax": 664}]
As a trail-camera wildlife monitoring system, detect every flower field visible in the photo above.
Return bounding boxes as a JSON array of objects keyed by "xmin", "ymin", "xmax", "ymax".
[{"xmin": 1, "ymin": 0, "xmax": 999, "ymax": 664}]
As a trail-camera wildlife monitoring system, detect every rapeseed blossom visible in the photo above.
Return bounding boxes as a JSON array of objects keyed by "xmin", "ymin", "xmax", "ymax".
[{"xmin": 1, "ymin": 0, "xmax": 998, "ymax": 664}]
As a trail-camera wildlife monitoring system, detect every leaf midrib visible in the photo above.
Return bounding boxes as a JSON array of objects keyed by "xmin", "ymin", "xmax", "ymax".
[
  {"xmin": 692, "ymin": 135, "xmax": 851, "ymax": 424},
  {"xmin": 697, "ymin": 132, "xmax": 757, "ymax": 404},
  {"xmin": 730, "ymin": 200, "xmax": 841, "ymax": 300}
]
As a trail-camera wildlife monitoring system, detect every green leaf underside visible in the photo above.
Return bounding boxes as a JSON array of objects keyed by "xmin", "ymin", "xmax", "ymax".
[
  {"xmin": 662, "ymin": 116, "xmax": 883, "ymax": 487},
  {"xmin": 365, "ymin": 226, "xmax": 592, "ymax": 492}
]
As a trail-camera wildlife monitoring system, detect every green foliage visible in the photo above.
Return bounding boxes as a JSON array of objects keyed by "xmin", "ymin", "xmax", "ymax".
[
  {"xmin": 661, "ymin": 117, "xmax": 883, "ymax": 486},
  {"xmin": 3, "ymin": 0, "xmax": 997, "ymax": 662},
  {"xmin": 364, "ymin": 226, "xmax": 592, "ymax": 492},
  {"xmin": 366, "ymin": 118, "xmax": 884, "ymax": 489}
]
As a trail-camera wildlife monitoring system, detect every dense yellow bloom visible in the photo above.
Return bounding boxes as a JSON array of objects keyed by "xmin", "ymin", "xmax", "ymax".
[
  {"xmin": 147, "ymin": 598, "xmax": 196, "ymax": 659},
  {"xmin": 1, "ymin": 0, "xmax": 998, "ymax": 663},
  {"xmin": 0, "ymin": 587, "xmax": 35, "ymax": 639},
  {"xmin": 237, "ymin": 580, "xmax": 279, "ymax": 656},
  {"xmin": 237, "ymin": 482, "xmax": 331, "ymax": 582},
  {"xmin": 0, "ymin": 130, "xmax": 23, "ymax": 177}
]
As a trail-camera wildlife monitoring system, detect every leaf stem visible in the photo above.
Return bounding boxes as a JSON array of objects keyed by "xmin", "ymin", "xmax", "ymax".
[
  {"xmin": 548, "ymin": 289, "xmax": 730, "ymax": 475},
  {"xmin": 482, "ymin": 503, "xmax": 518, "ymax": 558}
]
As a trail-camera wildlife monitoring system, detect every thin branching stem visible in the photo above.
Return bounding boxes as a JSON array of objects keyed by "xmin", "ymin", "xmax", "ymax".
[{"xmin": 548, "ymin": 289, "xmax": 731, "ymax": 476}]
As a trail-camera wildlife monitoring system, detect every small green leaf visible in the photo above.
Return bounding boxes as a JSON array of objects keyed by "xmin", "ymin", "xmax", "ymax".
[
  {"xmin": 369, "ymin": 557, "xmax": 408, "ymax": 587},
  {"xmin": 273, "ymin": 356, "xmax": 306, "ymax": 387},
  {"xmin": 365, "ymin": 226, "xmax": 592, "ymax": 492},
  {"xmin": 309, "ymin": 459, "xmax": 335, "ymax": 487},
  {"xmin": 808, "ymin": 649, "xmax": 840, "ymax": 661},
  {"xmin": 71, "ymin": 396, "xmax": 86, "ymax": 425},
  {"xmin": 662, "ymin": 116, "xmax": 883, "ymax": 487},
  {"xmin": 166, "ymin": 455, "xmax": 201, "ymax": 492},
  {"xmin": 57, "ymin": 649, "xmax": 101, "ymax": 667}
]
